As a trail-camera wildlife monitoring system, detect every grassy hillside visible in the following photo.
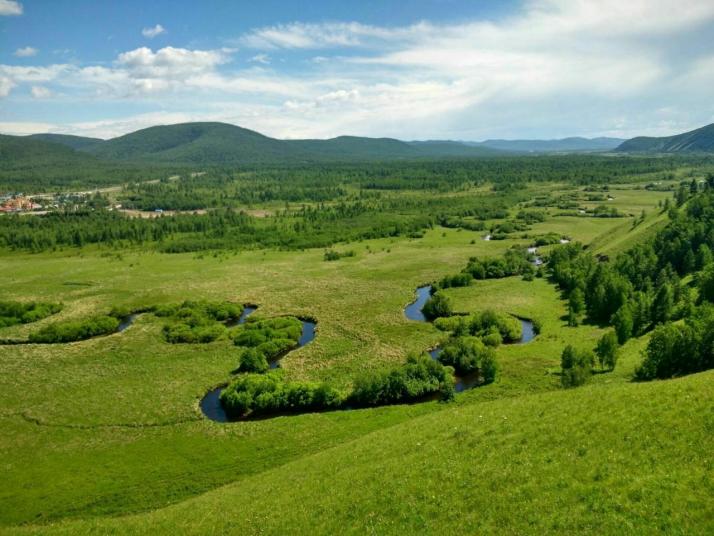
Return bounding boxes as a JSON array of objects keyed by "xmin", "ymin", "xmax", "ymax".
[
  {"xmin": 618, "ymin": 123, "xmax": 714, "ymax": 153},
  {"xmin": 13, "ymin": 371, "xmax": 713, "ymax": 535}
]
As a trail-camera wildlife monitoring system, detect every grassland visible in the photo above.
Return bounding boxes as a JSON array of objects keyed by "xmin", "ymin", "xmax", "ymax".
[
  {"xmin": 0, "ymin": 177, "xmax": 710, "ymax": 534},
  {"xmin": 12, "ymin": 370, "xmax": 711, "ymax": 535}
]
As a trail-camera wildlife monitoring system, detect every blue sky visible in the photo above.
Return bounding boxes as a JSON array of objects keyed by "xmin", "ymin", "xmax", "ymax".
[{"xmin": 1, "ymin": 0, "xmax": 713, "ymax": 140}]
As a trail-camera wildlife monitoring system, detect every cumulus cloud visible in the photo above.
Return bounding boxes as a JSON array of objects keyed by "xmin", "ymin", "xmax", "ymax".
[
  {"xmin": 117, "ymin": 46, "xmax": 227, "ymax": 79},
  {"xmin": 142, "ymin": 24, "xmax": 166, "ymax": 38},
  {"xmin": 14, "ymin": 46, "xmax": 37, "ymax": 57},
  {"xmin": 0, "ymin": 0, "xmax": 22, "ymax": 16}
]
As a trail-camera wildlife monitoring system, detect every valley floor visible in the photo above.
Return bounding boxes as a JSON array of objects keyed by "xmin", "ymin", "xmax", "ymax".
[{"xmin": 0, "ymin": 179, "xmax": 711, "ymax": 534}]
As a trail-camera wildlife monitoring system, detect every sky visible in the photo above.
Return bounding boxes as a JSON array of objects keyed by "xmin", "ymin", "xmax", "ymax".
[{"xmin": 1, "ymin": 0, "xmax": 713, "ymax": 141}]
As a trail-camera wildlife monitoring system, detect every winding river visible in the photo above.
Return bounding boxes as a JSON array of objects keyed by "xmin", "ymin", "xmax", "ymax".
[
  {"xmin": 201, "ymin": 284, "xmax": 536, "ymax": 422},
  {"xmin": 200, "ymin": 316, "xmax": 316, "ymax": 422},
  {"xmin": 408, "ymin": 284, "xmax": 536, "ymax": 391}
]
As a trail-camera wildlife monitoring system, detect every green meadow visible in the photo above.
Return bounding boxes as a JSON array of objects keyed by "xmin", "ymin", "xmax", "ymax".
[{"xmin": 1, "ymin": 174, "xmax": 712, "ymax": 534}]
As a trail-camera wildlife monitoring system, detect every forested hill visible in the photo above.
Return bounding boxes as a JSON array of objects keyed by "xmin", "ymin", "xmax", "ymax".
[
  {"xmin": 617, "ymin": 123, "xmax": 714, "ymax": 153},
  {"xmin": 83, "ymin": 122, "xmax": 503, "ymax": 163},
  {"xmin": 0, "ymin": 134, "xmax": 100, "ymax": 170},
  {"xmin": 27, "ymin": 133, "xmax": 104, "ymax": 150}
]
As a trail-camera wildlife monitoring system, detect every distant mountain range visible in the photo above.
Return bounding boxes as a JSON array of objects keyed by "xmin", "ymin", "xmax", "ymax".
[
  {"xmin": 1, "ymin": 121, "xmax": 712, "ymax": 169},
  {"xmin": 616, "ymin": 123, "xmax": 714, "ymax": 153},
  {"xmin": 468, "ymin": 137, "xmax": 626, "ymax": 153}
]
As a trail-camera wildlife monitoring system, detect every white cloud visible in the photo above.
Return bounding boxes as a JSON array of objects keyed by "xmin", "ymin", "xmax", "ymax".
[
  {"xmin": 239, "ymin": 21, "xmax": 405, "ymax": 49},
  {"xmin": 2, "ymin": 0, "xmax": 714, "ymax": 139},
  {"xmin": 14, "ymin": 46, "xmax": 37, "ymax": 57},
  {"xmin": 0, "ymin": 77, "xmax": 15, "ymax": 97},
  {"xmin": 0, "ymin": 0, "xmax": 22, "ymax": 16},
  {"xmin": 0, "ymin": 64, "xmax": 68, "ymax": 98},
  {"xmin": 142, "ymin": 24, "xmax": 166, "ymax": 38},
  {"xmin": 249, "ymin": 54, "xmax": 270, "ymax": 65},
  {"xmin": 117, "ymin": 46, "xmax": 228, "ymax": 79},
  {"xmin": 30, "ymin": 86, "xmax": 52, "ymax": 98}
]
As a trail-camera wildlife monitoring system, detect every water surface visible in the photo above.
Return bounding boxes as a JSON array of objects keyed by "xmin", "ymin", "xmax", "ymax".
[{"xmin": 404, "ymin": 285, "xmax": 432, "ymax": 322}]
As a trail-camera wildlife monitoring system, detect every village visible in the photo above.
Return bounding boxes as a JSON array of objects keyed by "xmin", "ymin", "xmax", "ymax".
[{"xmin": 0, "ymin": 192, "xmax": 107, "ymax": 214}]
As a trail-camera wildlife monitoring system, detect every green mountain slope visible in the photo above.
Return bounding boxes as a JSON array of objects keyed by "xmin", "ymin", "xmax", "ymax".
[
  {"xmin": 0, "ymin": 134, "xmax": 98, "ymax": 171},
  {"xmin": 26, "ymin": 133, "xmax": 104, "ymax": 151},
  {"xmin": 80, "ymin": 122, "xmax": 507, "ymax": 164},
  {"xmin": 292, "ymin": 135, "xmax": 422, "ymax": 159},
  {"xmin": 84, "ymin": 122, "xmax": 295, "ymax": 164},
  {"xmin": 21, "ymin": 371, "xmax": 713, "ymax": 535},
  {"xmin": 617, "ymin": 123, "xmax": 714, "ymax": 153}
]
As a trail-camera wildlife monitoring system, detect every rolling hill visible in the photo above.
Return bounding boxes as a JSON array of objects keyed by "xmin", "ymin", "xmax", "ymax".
[
  {"xmin": 17, "ymin": 370, "xmax": 713, "ymax": 534},
  {"xmin": 81, "ymin": 122, "xmax": 505, "ymax": 164},
  {"xmin": 83, "ymin": 122, "xmax": 295, "ymax": 164},
  {"xmin": 617, "ymin": 123, "xmax": 714, "ymax": 153},
  {"xmin": 0, "ymin": 134, "xmax": 99, "ymax": 170},
  {"xmin": 11, "ymin": 121, "xmax": 714, "ymax": 170},
  {"xmin": 26, "ymin": 133, "xmax": 104, "ymax": 151}
]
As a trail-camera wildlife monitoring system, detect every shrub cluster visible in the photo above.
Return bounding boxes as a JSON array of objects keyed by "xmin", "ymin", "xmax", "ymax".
[
  {"xmin": 232, "ymin": 316, "xmax": 303, "ymax": 361},
  {"xmin": 438, "ymin": 336, "xmax": 497, "ymax": 381},
  {"xmin": 220, "ymin": 372, "xmax": 342, "ymax": 419},
  {"xmin": 0, "ymin": 301, "xmax": 63, "ymax": 328},
  {"xmin": 421, "ymin": 293, "xmax": 453, "ymax": 320},
  {"xmin": 560, "ymin": 345, "xmax": 595, "ymax": 388},
  {"xmin": 349, "ymin": 354, "xmax": 455, "ymax": 407},
  {"xmin": 156, "ymin": 300, "xmax": 243, "ymax": 343},
  {"xmin": 463, "ymin": 249, "xmax": 533, "ymax": 280},
  {"xmin": 323, "ymin": 249, "xmax": 355, "ymax": 261},
  {"xmin": 28, "ymin": 315, "xmax": 120, "ymax": 343},
  {"xmin": 434, "ymin": 309, "xmax": 522, "ymax": 343}
]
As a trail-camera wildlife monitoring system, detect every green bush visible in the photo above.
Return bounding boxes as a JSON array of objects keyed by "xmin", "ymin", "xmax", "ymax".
[
  {"xmin": 0, "ymin": 301, "xmax": 63, "ymax": 328},
  {"xmin": 560, "ymin": 345, "xmax": 594, "ymax": 388},
  {"xmin": 436, "ymin": 273, "xmax": 472, "ymax": 290},
  {"xmin": 157, "ymin": 300, "xmax": 243, "ymax": 343},
  {"xmin": 469, "ymin": 310, "xmax": 522, "ymax": 342},
  {"xmin": 28, "ymin": 315, "xmax": 120, "ymax": 343},
  {"xmin": 422, "ymin": 293, "xmax": 453, "ymax": 320},
  {"xmin": 237, "ymin": 348, "xmax": 270, "ymax": 373},
  {"xmin": 438, "ymin": 336, "xmax": 498, "ymax": 380},
  {"xmin": 595, "ymin": 331, "xmax": 619, "ymax": 371},
  {"xmin": 349, "ymin": 354, "xmax": 454, "ymax": 407},
  {"xmin": 481, "ymin": 330, "xmax": 503, "ymax": 347},
  {"xmin": 233, "ymin": 316, "xmax": 303, "ymax": 358},
  {"xmin": 433, "ymin": 315, "xmax": 468, "ymax": 334},
  {"xmin": 220, "ymin": 372, "xmax": 342, "ymax": 418},
  {"xmin": 324, "ymin": 249, "xmax": 355, "ymax": 261}
]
